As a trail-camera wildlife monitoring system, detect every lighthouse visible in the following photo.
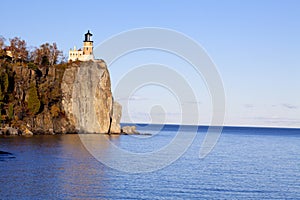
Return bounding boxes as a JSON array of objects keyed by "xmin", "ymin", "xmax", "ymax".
[
  {"xmin": 68, "ymin": 30, "xmax": 94, "ymax": 62},
  {"xmin": 83, "ymin": 30, "xmax": 93, "ymax": 57}
]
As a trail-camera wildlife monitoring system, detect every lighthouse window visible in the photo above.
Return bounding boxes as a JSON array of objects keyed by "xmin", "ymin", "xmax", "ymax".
[{"xmin": 86, "ymin": 47, "xmax": 89, "ymax": 50}]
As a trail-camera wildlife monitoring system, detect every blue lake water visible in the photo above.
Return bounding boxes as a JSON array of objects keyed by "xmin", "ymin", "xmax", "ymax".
[{"xmin": 1, "ymin": 125, "xmax": 300, "ymax": 199}]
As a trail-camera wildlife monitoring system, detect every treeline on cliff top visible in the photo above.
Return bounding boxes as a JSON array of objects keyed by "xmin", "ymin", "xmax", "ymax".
[{"xmin": 0, "ymin": 35, "xmax": 76, "ymax": 128}]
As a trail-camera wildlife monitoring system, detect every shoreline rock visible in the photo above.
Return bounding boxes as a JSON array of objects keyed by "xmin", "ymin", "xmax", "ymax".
[
  {"xmin": 121, "ymin": 126, "xmax": 140, "ymax": 135},
  {"xmin": 0, "ymin": 127, "xmax": 21, "ymax": 136},
  {"xmin": 0, "ymin": 126, "xmax": 146, "ymax": 136}
]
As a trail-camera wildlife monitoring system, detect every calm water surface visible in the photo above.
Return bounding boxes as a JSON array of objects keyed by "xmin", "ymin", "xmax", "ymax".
[{"xmin": 1, "ymin": 126, "xmax": 300, "ymax": 199}]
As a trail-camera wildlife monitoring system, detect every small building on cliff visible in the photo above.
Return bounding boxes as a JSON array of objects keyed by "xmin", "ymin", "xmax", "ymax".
[
  {"xmin": 4, "ymin": 47, "xmax": 13, "ymax": 58},
  {"xmin": 68, "ymin": 30, "xmax": 94, "ymax": 62}
]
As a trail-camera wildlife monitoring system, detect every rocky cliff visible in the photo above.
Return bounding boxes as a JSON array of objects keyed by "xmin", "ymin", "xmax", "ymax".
[
  {"xmin": 62, "ymin": 60, "xmax": 121, "ymax": 134},
  {"xmin": 0, "ymin": 60, "xmax": 122, "ymax": 135}
]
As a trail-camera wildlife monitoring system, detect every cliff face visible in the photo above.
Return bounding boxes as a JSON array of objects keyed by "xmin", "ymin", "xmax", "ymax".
[
  {"xmin": 0, "ymin": 60, "xmax": 122, "ymax": 135},
  {"xmin": 61, "ymin": 60, "xmax": 121, "ymax": 134},
  {"xmin": 2, "ymin": 63, "xmax": 75, "ymax": 134}
]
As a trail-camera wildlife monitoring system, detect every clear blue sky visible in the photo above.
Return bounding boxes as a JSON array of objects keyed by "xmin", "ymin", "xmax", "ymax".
[{"xmin": 1, "ymin": 0, "xmax": 299, "ymax": 127}]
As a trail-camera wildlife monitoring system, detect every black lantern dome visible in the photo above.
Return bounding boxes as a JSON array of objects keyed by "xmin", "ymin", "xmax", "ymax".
[{"xmin": 84, "ymin": 30, "xmax": 93, "ymax": 42}]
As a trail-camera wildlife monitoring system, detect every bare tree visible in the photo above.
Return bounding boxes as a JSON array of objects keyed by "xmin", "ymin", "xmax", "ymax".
[
  {"xmin": 0, "ymin": 36, "xmax": 6, "ymax": 67},
  {"xmin": 18, "ymin": 39, "xmax": 28, "ymax": 62},
  {"xmin": 60, "ymin": 54, "xmax": 67, "ymax": 64},
  {"xmin": 30, "ymin": 47, "xmax": 42, "ymax": 65},
  {"xmin": 0, "ymin": 36, "xmax": 5, "ymax": 58},
  {"xmin": 49, "ymin": 43, "xmax": 62, "ymax": 65},
  {"xmin": 0, "ymin": 36, "xmax": 5, "ymax": 49},
  {"xmin": 31, "ymin": 42, "xmax": 62, "ymax": 66},
  {"xmin": 9, "ymin": 37, "xmax": 28, "ymax": 63}
]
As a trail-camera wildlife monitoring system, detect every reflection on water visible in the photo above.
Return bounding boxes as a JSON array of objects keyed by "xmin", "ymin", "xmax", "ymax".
[
  {"xmin": 58, "ymin": 134, "xmax": 121, "ymax": 198},
  {"xmin": 0, "ymin": 135, "xmax": 121, "ymax": 199},
  {"xmin": 0, "ymin": 150, "xmax": 15, "ymax": 161}
]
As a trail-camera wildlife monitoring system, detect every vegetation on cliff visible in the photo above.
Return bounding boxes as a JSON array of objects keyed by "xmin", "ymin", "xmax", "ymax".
[
  {"xmin": 27, "ymin": 82, "xmax": 41, "ymax": 115},
  {"xmin": 0, "ymin": 35, "xmax": 73, "ymax": 133}
]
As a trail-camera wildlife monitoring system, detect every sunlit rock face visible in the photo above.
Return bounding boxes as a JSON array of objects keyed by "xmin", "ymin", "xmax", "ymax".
[
  {"xmin": 109, "ymin": 101, "xmax": 122, "ymax": 133},
  {"xmin": 61, "ymin": 60, "xmax": 121, "ymax": 134}
]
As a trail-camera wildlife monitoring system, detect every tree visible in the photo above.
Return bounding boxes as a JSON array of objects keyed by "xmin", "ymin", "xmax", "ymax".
[
  {"xmin": 60, "ymin": 54, "xmax": 67, "ymax": 64},
  {"xmin": 8, "ymin": 103, "xmax": 14, "ymax": 120},
  {"xmin": 0, "ymin": 37, "xmax": 7, "ymax": 66},
  {"xmin": 49, "ymin": 43, "xmax": 62, "ymax": 65},
  {"xmin": 40, "ymin": 43, "xmax": 50, "ymax": 65},
  {"xmin": 0, "ymin": 71, "xmax": 9, "ymax": 102},
  {"xmin": 30, "ymin": 42, "xmax": 62, "ymax": 66},
  {"xmin": 0, "ymin": 36, "xmax": 5, "ymax": 57},
  {"xmin": 9, "ymin": 37, "xmax": 28, "ymax": 63},
  {"xmin": 30, "ymin": 47, "xmax": 42, "ymax": 65},
  {"xmin": 27, "ymin": 82, "xmax": 40, "ymax": 115},
  {"xmin": 0, "ymin": 36, "xmax": 4, "ymax": 48},
  {"xmin": 0, "ymin": 84, "xmax": 4, "ymax": 102},
  {"xmin": 2, "ymin": 72, "xmax": 9, "ymax": 93}
]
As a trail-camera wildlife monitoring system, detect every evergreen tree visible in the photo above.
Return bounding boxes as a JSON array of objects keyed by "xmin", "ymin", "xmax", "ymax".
[{"xmin": 27, "ymin": 82, "xmax": 40, "ymax": 115}]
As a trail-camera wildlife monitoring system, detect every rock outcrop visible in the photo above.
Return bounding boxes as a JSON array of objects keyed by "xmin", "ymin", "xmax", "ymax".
[
  {"xmin": 0, "ymin": 63, "xmax": 74, "ymax": 135},
  {"xmin": 0, "ymin": 59, "xmax": 124, "ymax": 135},
  {"xmin": 61, "ymin": 60, "xmax": 122, "ymax": 134},
  {"xmin": 121, "ymin": 126, "xmax": 139, "ymax": 134},
  {"xmin": 110, "ymin": 101, "xmax": 122, "ymax": 133}
]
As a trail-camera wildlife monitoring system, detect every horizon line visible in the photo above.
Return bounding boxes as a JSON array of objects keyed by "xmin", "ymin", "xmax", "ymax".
[{"xmin": 120, "ymin": 122, "xmax": 300, "ymax": 130}]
